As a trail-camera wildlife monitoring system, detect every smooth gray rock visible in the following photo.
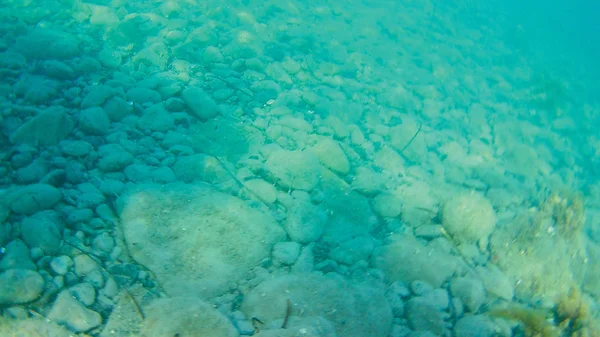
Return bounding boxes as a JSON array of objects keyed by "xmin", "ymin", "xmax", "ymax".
[
  {"xmin": 69, "ymin": 282, "xmax": 96, "ymax": 306},
  {"xmin": 50, "ymin": 255, "xmax": 74, "ymax": 275},
  {"xmin": 79, "ymin": 107, "xmax": 110, "ymax": 135},
  {"xmin": 7, "ymin": 184, "xmax": 62, "ymax": 214},
  {"xmin": 60, "ymin": 140, "xmax": 93, "ymax": 157},
  {"xmin": 405, "ymin": 297, "xmax": 446, "ymax": 336},
  {"xmin": 20, "ymin": 210, "xmax": 63, "ymax": 255},
  {"xmin": 73, "ymin": 254, "xmax": 99, "ymax": 277},
  {"xmin": 449, "ymin": 277, "xmax": 486, "ymax": 313},
  {"xmin": 453, "ymin": 315, "xmax": 497, "ymax": 337},
  {"xmin": 81, "ymin": 85, "xmax": 114, "ymax": 109},
  {"xmin": 92, "ymin": 232, "xmax": 115, "ymax": 254},
  {"xmin": 272, "ymin": 242, "xmax": 301, "ymax": 265},
  {"xmin": 0, "ymin": 269, "xmax": 45, "ymax": 305},
  {"xmin": 181, "ymin": 86, "xmax": 219, "ymax": 120},
  {"xmin": 10, "ymin": 106, "xmax": 74, "ymax": 146},
  {"xmin": 96, "ymin": 144, "xmax": 134, "ymax": 172},
  {"xmin": 137, "ymin": 103, "xmax": 174, "ymax": 132},
  {"xmin": 285, "ymin": 201, "xmax": 327, "ymax": 243},
  {"xmin": 0, "ymin": 240, "xmax": 36, "ymax": 271}
]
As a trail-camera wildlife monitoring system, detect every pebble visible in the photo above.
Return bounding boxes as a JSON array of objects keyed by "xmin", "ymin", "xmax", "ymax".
[
  {"xmin": 96, "ymin": 144, "xmax": 134, "ymax": 172},
  {"xmin": 0, "ymin": 239, "xmax": 36, "ymax": 271},
  {"xmin": 76, "ymin": 192, "xmax": 106, "ymax": 209},
  {"xmin": 79, "ymin": 107, "xmax": 111, "ymax": 135},
  {"xmin": 74, "ymin": 254, "xmax": 99, "ymax": 277},
  {"xmin": 7, "ymin": 184, "xmax": 62, "ymax": 214},
  {"xmin": 390, "ymin": 324, "xmax": 412, "ymax": 337},
  {"xmin": 285, "ymin": 201, "xmax": 327, "ymax": 243},
  {"xmin": 92, "ymin": 232, "xmax": 115, "ymax": 254},
  {"xmin": 101, "ymin": 277, "xmax": 119, "ymax": 298},
  {"xmin": 60, "ymin": 140, "xmax": 93, "ymax": 157},
  {"xmin": 385, "ymin": 283, "xmax": 406, "ymax": 317},
  {"xmin": 264, "ymin": 149, "xmax": 321, "ymax": 191},
  {"xmin": 453, "ymin": 315, "xmax": 497, "ymax": 337},
  {"xmin": 421, "ymin": 288, "xmax": 450, "ymax": 311},
  {"xmin": 20, "ymin": 210, "xmax": 63, "ymax": 255},
  {"xmin": 272, "ymin": 242, "xmax": 301, "ymax": 265},
  {"xmin": 449, "ymin": 277, "xmax": 486, "ymax": 313},
  {"xmin": 67, "ymin": 208, "xmax": 94, "ymax": 226},
  {"xmin": 405, "ymin": 297, "xmax": 447, "ymax": 336},
  {"xmin": 39, "ymin": 60, "xmax": 75, "ymax": 80},
  {"xmin": 126, "ymin": 87, "xmax": 162, "ymax": 105},
  {"xmin": 410, "ymin": 280, "xmax": 433, "ymax": 296},
  {"xmin": 124, "ymin": 163, "xmax": 152, "ymax": 182},
  {"xmin": 388, "ymin": 281, "xmax": 411, "ymax": 298},
  {"xmin": 69, "ymin": 282, "xmax": 96, "ymax": 306},
  {"xmin": 50, "ymin": 255, "xmax": 74, "ymax": 275},
  {"xmin": 81, "ymin": 85, "xmax": 114, "ymax": 109},
  {"xmin": 49, "ymin": 289, "xmax": 102, "ymax": 332},
  {"xmin": 181, "ymin": 86, "xmax": 220, "ymax": 120},
  {"xmin": 235, "ymin": 320, "xmax": 255, "ymax": 335},
  {"xmin": 328, "ymin": 236, "xmax": 374, "ymax": 265}
]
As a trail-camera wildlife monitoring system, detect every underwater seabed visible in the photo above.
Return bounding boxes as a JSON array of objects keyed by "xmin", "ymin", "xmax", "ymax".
[{"xmin": 0, "ymin": 0, "xmax": 599, "ymax": 336}]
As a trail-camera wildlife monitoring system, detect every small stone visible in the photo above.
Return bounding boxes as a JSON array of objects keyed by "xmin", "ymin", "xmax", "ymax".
[
  {"xmin": 405, "ymin": 297, "xmax": 446, "ymax": 336},
  {"xmin": 453, "ymin": 315, "xmax": 497, "ymax": 337},
  {"xmin": 328, "ymin": 236, "xmax": 374, "ymax": 265},
  {"xmin": 0, "ymin": 269, "xmax": 45, "ymax": 305},
  {"xmin": 69, "ymin": 283, "xmax": 96, "ymax": 306},
  {"xmin": 76, "ymin": 192, "xmax": 106, "ymax": 209},
  {"xmin": 74, "ymin": 254, "xmax": 99, "ymax": 277},
  {"xmin": 124, "ymin": 163, "xmax": 152, "ymax": 182},
  {"xmin": 242, "ymin": 179, "xmax": 277, "ymax": 204},
  {"xmin": 104, "ymin": 96, "xmax": 133, "ymax": 121},
  {"xmin": 235, "ymin": 320, "xmax": 255, "ymax": 335},
  {"xmin": 410, "ymin": 280, "xmax": 433, "ymax": 296},
  {"xmin": 390, "ymin": 324, "xmax": 412, "ymax": 337},
  {"xmin": 20, "ymin": 210, "xmax": 63, "ymax": 255},
  {"xmin": 151, "ymin": 166, "xmax": 177, "ymax": 184},
  {"xmin": 181, "ymin": 86, "xmax": 220, "ymax": 120},
  {"xmin": 49, "ymin": 289, "xmax": 102, "ymax": 332},
  {"xmin": 385, "ymin": 285, "xmax": 405, "ymax": 317},
  {"xmin": 81, "ymin": 85, "xmax": 114, "ymax": 109},
  {"xmin": 40, "ymin": 60, "xmax": 75, "ymax": 80},
  {"xmin": 450, "ymin": 277, "xmax": 486, "ymax": 313},
  {"xmin": 137, "ymin": 103, "xmax": 174, "ymax": 132},
  {"xmin": 79, "ymin": 107, "xmax": 111, "ymax": 135},
  {"xmin": 7, "ymin": 184, "xmax": 62, "ymax": 214},
  {"xmin": 414, "ymin": 225, "xmax": 444, "ymax": 239},
  {"xmin": 92, "ymin": 232, "xmax": 115, "ymax": 254},
  {"xmin": 264, "ymin": 149, "xmax": 321, "ymax": 190},
  {"xmin": 0, "ymin": 240, "xmax": 36, "ymax": 271},
  {"xmin": 421, "ymin": 288, "xmax": 450, "ymax": 311},
  {"xmin": 311, "ymin": 138, "xmax": 350, "ymax": 175},
  {"xmin": 84, "ymin": 269, "xmax": 105, "ymax": 289},
  {"xmin": 272, "ymin": 242, "xmax": 301, "ymax": 265},
  {"xmin": 285, "ymin": 201, "xmax": 327, "ymax": 243},
  {"xmin": 66, "ymin": 208, "xmax": 94, "ymax": 226},
  {"xmin": 101, "ymin": 277, "xmax": 119, "ymax": 298},
  {"xmin": 475, "ymin": 264, "xmax": 514, "ymax": 301},
  {"xmin": 9, "ymin": 107, "xmax": 75, "ymax": 146},
  {"xmin": 388, "ymin": 281, "xmax": 411, "ymax": 298},
  {"xmin": 50, "ymin": 256, "xmax": 74, "ymax": 275},
  {"xmin": 96, "ymin": 144, "xmax": 134, "ymax": 172},
  {"xmin": 126, "ymin": 87, "xmax": 162, "ymax": 105},
  {"xmin": 371, "ymin": 192, "xmax": 403, "ymax": 218},
  {"xmin": 60, "ymin": 140, "xmax": 93, "ymax": 157}
]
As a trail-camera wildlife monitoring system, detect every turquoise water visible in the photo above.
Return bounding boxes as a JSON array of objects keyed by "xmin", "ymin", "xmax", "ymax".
[{"xmin": 0, "ymin": 1, "xmax": 598, "ymax": 336}]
